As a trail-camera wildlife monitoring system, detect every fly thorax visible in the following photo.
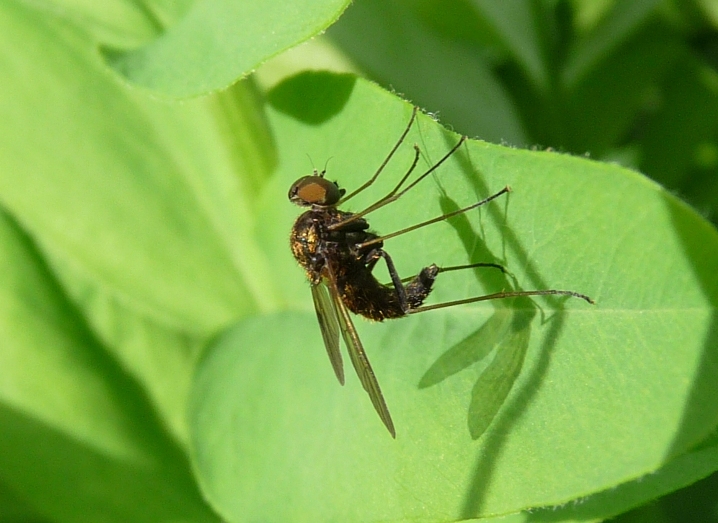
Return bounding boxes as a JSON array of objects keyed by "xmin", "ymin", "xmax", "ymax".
[{"xmin": 290, "ymin": 211, "xmax": 322, "ymax": 271}]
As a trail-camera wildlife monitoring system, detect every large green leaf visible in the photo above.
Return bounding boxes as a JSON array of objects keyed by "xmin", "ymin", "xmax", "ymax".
[
  {"xmin": 44, "ymin": 247, "xmax": 210, "ymax": 445},
  {"xmin": 638, "ymin": 54, "xmax": 718, "ymax": 205},
  {"xmin": 107, "ymin": 0, "xmax": 351, "ymax": 97},
  {"xmin": 469, "ymin": 0, "xmax": 549, "ymax": 90},
  {"xmin": 0, "ymin": 208, "xmax": 219, "ymax": 523},
  {"xmin": 189, "ymin": 73, "xmax": 718, "ymax": 521},
  {"xmin": 0, "ymin": 1, "xmax": 278, "ymax": 335},
  {"xmin": 328, "ymin": 0, "xmax": 528, "ymax": 144},
  {"xmin": 562, "ymin": 0, "xmax": 664, "ymax": 87},
  {"xmin": 17, "ymin": 0, "xmax": 193, "ymax": 48},
  {"xmin": 560, "ymin": 21, "xmax": 680, "ymax": 155}
]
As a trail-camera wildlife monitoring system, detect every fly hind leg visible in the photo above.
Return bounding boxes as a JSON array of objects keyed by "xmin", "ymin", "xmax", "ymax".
[
  {"xmin": 403, "ymin": 262, "xmax": 507, "ymax": 311},
  {"xmin": 363, "ymin": 248, "xmax": 434, "ymax": 315},
  {"xmin": 370, "ymin": 258, "xmax": 510, "ymax": 314}
]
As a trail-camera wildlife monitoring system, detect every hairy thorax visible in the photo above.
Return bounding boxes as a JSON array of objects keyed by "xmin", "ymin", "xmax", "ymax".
[
  {"xmin": 290, "ymin": 207, "xmax": 369, "ymax": 281},
  {"xmin": 290, "ymin": 207, "xmax": 405, "ymax": 319}
]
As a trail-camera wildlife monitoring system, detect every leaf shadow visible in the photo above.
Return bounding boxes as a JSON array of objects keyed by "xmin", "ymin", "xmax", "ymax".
[
  {"xmin": 0, "ymin": 209, "xmax": 216, "ymax": 521},
  {"xmin": 664, "ymin": 194, "xmax": 718, "ymax": 463},
  {"xmin": 417, "ymin": 131, "xmax": 581, "ymax": 517},
  {"xmin": 531, "ymin": 193, "xmax": 718, "ymax": 523},
  {"xmin": 420, "ymin": 302, "xmax": 539, "ymax": 436},
  {"xmin": 418, "ymin": 309, "xmax": 513, "ymax": 391},
  {"xmin": 467, "ymin": 306, "xmax": 536, "ymax": 439},
  {"xmin": 267, "ymin": 71, "xmax": 356, "ymax": 125}
]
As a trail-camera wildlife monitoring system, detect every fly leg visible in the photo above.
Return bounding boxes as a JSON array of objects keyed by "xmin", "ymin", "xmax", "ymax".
[
  {"xmin": 396, "ymin": 261, "xmax": 593, "ymax": 313},
  {"xmin": 397, "ymin": 262, "xmax": 507, "ymax": 311},
  {"xmin": 397, "ymin": 262, "xmax": 507, "ymax": 284},
  {"xmin": 364, "ymin": 248, "xmax": 446, "ymax": 313},
  {"xmin": 364, "ymin": 248, "xmax": 415, "ymax": 314}
]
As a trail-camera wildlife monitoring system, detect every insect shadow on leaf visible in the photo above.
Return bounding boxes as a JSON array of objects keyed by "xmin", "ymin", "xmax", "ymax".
[{"xmin": 289, "ymin": 106, "xmax": 594, "ymax": 438}]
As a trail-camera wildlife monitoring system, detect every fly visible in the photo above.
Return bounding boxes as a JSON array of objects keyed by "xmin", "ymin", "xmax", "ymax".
[{"xmin": 288, "ymin": 106, "xmax": 593, "ymax": 438}]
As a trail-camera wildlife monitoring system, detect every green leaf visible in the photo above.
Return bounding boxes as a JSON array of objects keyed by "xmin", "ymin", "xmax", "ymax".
[
  {"xmin": 20, "ymin": 0, "xmax": 193, "ymax": 48},
  {"xmin": 469, "ymin": 0, "xmax": 550, "ymax": 90},
  {"xmin": 106, "ymin": 0, "xmax": 352, "ymax": 97},
  {"xmin": 44, "ymin": 248, "xmax": 209, "ymax": 445},
  {"xmin": 561, "ymin": 21, "xmax": 681, "ymax": 154},
  {"xmin": 328, "ymin": 0, "xmax": 528, "ymax": 143},
  {"xmin": 527, "ymin": 436, "xmax": 718, "ymax": 521},
  {"xmin": 189, "ymin": 72, "xmax": 718, "ymax": 521},
  {"xmin": 0, "ymin": 479, "xmax": 45, "ymax": 522},
  {"xmin": 0, "ymin": 1, "xmax": 278, "ymax": 335},
  {"xmin": 562, "ymin": 0, "xmax": 664, "ymax": 87},
  {"xmin": 638, "ymin": 54, "xmax": 718, "ymax": 200},
  {"xmin": 0, "ymin": 209, "xmax": 219, "ymax": 523}
]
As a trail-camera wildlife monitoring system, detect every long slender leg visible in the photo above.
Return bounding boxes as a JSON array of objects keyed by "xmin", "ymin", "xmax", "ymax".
[
  {"xmin": 437, "ymin": 262, "xmax": 507, "ymax": 274},
  {"xmin": 396, "ymin": 261, "xmax": 506, "ymax": 284},
  {"xmin": 329, "ymin": 135, "xmax": 468, "ymax": 230},
  {"xmin": 339, "ymin": 106, "xmax": 419, "ymax": 204},
  {"xmin": 409, "ymin": 289, "xmax": 594, "ymax": 314},
  {"xmin": 352, "ymin": 144, "xmax": 422, "ymax": 213},
  {"xmin": 357, "ymin": 186, "xmax": 510, "ymax": 249}
]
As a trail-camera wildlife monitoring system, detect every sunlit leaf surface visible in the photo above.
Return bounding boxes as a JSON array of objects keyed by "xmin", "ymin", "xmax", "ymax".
[{"xmin": 190, "ymin": 73, "xmax": 718, "ymax": 522}]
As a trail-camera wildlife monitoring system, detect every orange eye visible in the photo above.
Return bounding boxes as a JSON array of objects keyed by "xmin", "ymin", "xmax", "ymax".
[
  {"xmin": 288, "ymin": 176, "xmax": 342, "ymax": 206},
  {"xmin": 298, "ymin": 182, "xmax": 327, "ymax": 203}
]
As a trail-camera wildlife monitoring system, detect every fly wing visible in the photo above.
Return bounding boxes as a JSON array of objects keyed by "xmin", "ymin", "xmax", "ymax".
[
  {"xmin": 323, "ymin": 266, "xmax": 396, "ymax": 438},
  {"xmin": 311, "ymin": 282, "xmax": 344, "ymax": 385}
]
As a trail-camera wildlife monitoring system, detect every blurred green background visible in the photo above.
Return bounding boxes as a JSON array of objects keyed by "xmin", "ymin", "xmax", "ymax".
[{"xmin": 2, "ymin": 0, "xmax": 718, "ymax": 521}]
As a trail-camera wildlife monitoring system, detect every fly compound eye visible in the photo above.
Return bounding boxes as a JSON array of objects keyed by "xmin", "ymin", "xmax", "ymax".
[{"xmin": 288, "ymin": 176, "xmax": 343, "ymax": 206}]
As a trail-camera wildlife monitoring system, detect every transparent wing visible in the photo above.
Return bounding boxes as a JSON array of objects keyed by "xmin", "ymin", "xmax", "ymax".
[
  {"xmin": 324, "ymin": 265, "xmax": 396, "ymax": 438},
  {"xmin": 311, "ymin": 282, "xmax": 344, "ymax": 385}
]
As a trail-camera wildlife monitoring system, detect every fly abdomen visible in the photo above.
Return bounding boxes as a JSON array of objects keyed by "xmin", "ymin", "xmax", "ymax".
[
  {"xmin": 332, "ymin": 256, "xmax": 404, "ymax": 321},
  {"xmin": 336, "ymin": 260, "xmax": 440, "ymax": 320}
]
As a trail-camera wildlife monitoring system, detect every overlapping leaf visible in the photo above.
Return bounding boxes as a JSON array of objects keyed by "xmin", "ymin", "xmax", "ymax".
[{"xmin": 190, "ymin": 74, "xmax": 718, "ymax": 522}]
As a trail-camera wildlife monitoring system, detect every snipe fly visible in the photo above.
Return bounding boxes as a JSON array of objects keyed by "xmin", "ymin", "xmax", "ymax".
[{"xmin": 289, "ymin": 107, "xmax": 593, "ymax": 437}]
